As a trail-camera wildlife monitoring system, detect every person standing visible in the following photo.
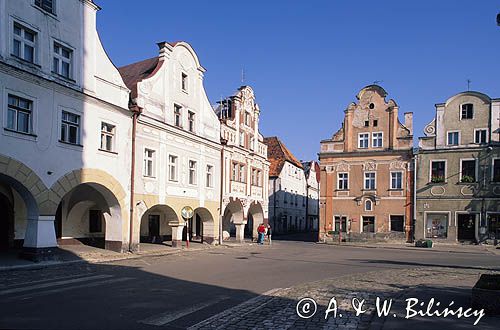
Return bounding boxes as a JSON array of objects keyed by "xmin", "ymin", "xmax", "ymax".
[
  {"xmin": 267, "ymin": 224, "xmax": 272, "ymax": 245},
  {"xmin": 257, "ymin": 223, "xmax": 266, "ymax": 244}
]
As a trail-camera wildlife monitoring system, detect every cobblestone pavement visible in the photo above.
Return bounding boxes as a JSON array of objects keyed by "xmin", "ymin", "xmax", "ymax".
[{"xmin": 189, "ymin": 266, "xmax": 500, "ymax": 330}]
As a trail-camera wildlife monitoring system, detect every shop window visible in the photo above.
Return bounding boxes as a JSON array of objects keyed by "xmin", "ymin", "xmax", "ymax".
[
  {"xmin": 363, "ymin": 216, "xmax": 375, "ymax": 233},
  {"xmin": 390, "ymin": 215, "xmax": 404, "ymax": 232},
  {"xmin": 426, "ymin": 213, "xmax": 448, "ymax": 238}
]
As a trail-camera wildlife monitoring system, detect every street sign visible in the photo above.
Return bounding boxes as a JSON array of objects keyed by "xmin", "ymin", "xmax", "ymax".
[{"xmin": 181, "ymin": 206, "xmax": 194, "ymax": 219}]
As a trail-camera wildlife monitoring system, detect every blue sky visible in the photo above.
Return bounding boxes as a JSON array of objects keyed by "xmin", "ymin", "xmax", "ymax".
[{"xmin": 97, "ymin": 0, "xmax": 500, "ymax": 162}]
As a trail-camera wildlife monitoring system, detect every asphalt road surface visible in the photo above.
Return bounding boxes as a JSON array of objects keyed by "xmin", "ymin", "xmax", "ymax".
[{"xmin": 0, "ymin": 240, "xmax": 498, "ymax": 329}]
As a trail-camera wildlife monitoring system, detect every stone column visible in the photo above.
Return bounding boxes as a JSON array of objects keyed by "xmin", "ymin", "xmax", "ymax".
[
  {"xmin": 21, "ymin": 215, "xmax": 58, "ymax": 262},
  {"xmin": 169, "ymin": 221, "xmax": 185, "ymax": 248},
  {"xmin": 235, "ymin": 223, "xmax": 246, "ymax": 243}
]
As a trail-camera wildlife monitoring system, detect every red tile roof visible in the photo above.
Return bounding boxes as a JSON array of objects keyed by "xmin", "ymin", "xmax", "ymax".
[
  {"xmin": 263, "ymin": 136, "xmax": 303, "ymax": 177},
  {"xmin": 118, "ymin": 57, "xmax": 160, "ymax": 99}
]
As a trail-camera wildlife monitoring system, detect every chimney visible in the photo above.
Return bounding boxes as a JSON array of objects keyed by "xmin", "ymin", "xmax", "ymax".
[
  {"xmin": 404, "ymin": 112, "xmax": 413, "ymax": 135},
  {"xmin": 156, "ymin": 41, "xmax": 171, "ymax": 59}
]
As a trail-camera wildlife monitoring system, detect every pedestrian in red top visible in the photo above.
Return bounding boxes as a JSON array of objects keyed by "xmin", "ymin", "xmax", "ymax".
[{"xmin": 257, "ymin": 223, "xmax": 266, "ymax": 244}]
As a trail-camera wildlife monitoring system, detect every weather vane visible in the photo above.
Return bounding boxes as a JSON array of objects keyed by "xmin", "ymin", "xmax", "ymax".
[{"xmin": 467, "ymin": 79, "xmax": 471, "ymax": 91}]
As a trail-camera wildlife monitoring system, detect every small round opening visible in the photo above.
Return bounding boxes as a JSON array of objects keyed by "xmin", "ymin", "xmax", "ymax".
[{"xmin": 369, "ymin": 103, "xmax": 375, "ymax": 109}]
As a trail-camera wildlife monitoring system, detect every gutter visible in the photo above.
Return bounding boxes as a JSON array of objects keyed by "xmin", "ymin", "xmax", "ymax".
[
  {"xmin": 219, "ymin": 137, "xmax": 228, "ymax": 245},
  {"xmin": 129, "ymin": 104, "xmax": 142, "ymax": 252}
]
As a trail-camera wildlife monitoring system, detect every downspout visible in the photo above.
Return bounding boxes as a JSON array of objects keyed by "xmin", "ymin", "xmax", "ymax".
[
  {"xmin": 219, "ymin": 137, "xmax": 227, "ymax": 245},
  {"xmin": 129, "ymin": 104, "xmax": 142, "ymax": 252},
  {"xmin": 412, "ymin": 152, "xmax": 417, "ymax": 243},
  {"xmin": 273, "ymin": 178, "xmax": 277, "ymax": 233}
]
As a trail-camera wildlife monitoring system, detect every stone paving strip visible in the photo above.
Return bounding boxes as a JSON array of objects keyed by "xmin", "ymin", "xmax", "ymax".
[{"xmin": 189, "ymin": 267, "xmax": 499, "ymax": 330}]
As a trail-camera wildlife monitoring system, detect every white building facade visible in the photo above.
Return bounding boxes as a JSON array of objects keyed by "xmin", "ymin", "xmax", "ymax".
[
  {"xmin": 217, "ymin": 86, "xmax": 269, "ymax": 242},
  {"xmin": 0, "ymin": 0, "xmax": 132, "ymax": 259},
  {"xmin": 303, "ymin": 161, "xmax": 320, "ymax": 232},
  {"xmin": 118, "ymin": 42, "xmax": 222, "ymax": 249},
  {"xmin": 265, "ymin": 137, "xmax": 307, "ymax": 234}
]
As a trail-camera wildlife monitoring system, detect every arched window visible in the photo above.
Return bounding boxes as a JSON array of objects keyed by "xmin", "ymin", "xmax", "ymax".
[{"xmin": 365, "ymin": 200, "xmax": 373, "ymax": 211}]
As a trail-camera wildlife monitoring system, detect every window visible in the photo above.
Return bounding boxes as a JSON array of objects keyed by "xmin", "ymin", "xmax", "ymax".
[
  {"xmin": 493, "ymin": 159, "xmax": 500, "ymax": 182},
  {"xmin": 245, "ymin": 112, "xmax": 250, "ymax": 126},
  {"xmin": 239, "ymin": 132, "xmax": 245, "ymax": 147},
  {"xmin": 334, "ymin": 216, "xmax": 347, "ymax": 233},
  {"xmin": 447, "ymin": 131, "xmax": 459, "ymax": 146},
  {"xmin": 100, "ymin": 122, "xmax": 115, "ymax": 152},
  {"xmin": 426, "ymin": 213, "xmax": 448, "ymax": 238},
  {"xmin": 364, "ymin": 121, "xmax": 369, "ymax": 127},
  {"xmin": 461, "ymin": 103, "xmax": 473, "ymax": 119},
  {"xmin": 13, "ymin": 23, "xmax": 36, "ymax": 63},
  {"xmin": 431, "ymin": 161, "xmax": 446, "ymax": 183},
  {"xmin": 60, "ymin": 111, "xmax": 80, "ymax": 144},
  {"xmin": 391, "ymin": 172, "xmax": 403, "ymax": 189},
  {"xmin": 89, "ymin": 210, "xmax": 103, "ymax": 233},
  {"xmin": 362, "ymin": 216, "xmax": 375, "ymax": 233},
  {"xmin": 365, "ymin": 200, "xmax": 373, "ymax": 211},
  {"xmin": 144, "ymin": 149, "xmax": 155, "ymax": 177},
  {"xmin": 372, "ymin": 132, "xmax": 383, "ymax": 148},
  {"xmin": 52, "ymin": 42, "xmax": 72, "ymax": 78},
  {"xmin": 474, "ymin": 129, "xmax": 487, "ymax": 144},
  {"xmin": 188, "ymin": 160, "xmax": 197, "ymax": 185},
  {"xmin": 35, "ymin": 0, "xmax": 54, "ymax": 14},
  {"xmin": 239, "ymin": 164, "xmax": 245, "ymax": 183},
  {"xmin": 337, "ymin": 173, "xmax": 349, "ymax": 190},
  {"xmin": 181, "ymin": 73, "xmax": 188, "ymax": 91},
  {"xmin": 460, "ymin": 159, "xmax": 476, "ymax": 183},
  {"xmin": 231, "ymin": 162, "xmax": 238, "ymax": 181},
  {"xmin": 174, "ymin": 104, "xmax": 182, "ymax": 127},
  {"xmin": 364, "ymin": 172, "xmax": 376, "ymax": 190},
  {"xmin": 7, "ymin": 94, "xmax": 32, "ymax": 134},
  {"xmin": 390, "ymin": 215, "xmax": 404, "ymax": 232},
  {"xmin": 373, "ymin": 120, "xmax": 378, "ymax": 127},
  {"xmin": 168, "ymin": 155, "xmax": 178, "ymax": 182},
  {"xmin": 206, "ymin": 165, "xmax": 213, "ymax": 188},
  {"xmin": 188, "ymin": 111, "xmax": 195, "ymax": 133},
  {"xmin": 358, "ymin": 133, "xmax": 369, "ymax": 149}
]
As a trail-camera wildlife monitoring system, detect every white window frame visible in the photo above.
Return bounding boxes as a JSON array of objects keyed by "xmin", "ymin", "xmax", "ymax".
[
  {"xmin": 358, "ymin": 133, "xmax": 369, "ymax": 149},
  {"xmin": 168, "ymin": 154, "xmax": 179, "ymax": 182},
  {"xmin": 188, "ymin": 159, "xmax": 198, "ymax": 186},
  {"xmin": 143, "ymin": 148, "xmax": 156, "ymax": 178},
  {"xmin": 34, "ymin": 0, "xmax": 56, "ymax": 15},
  {"xmin": 181, "ymin": 72, "xmax": 188, "ymax": 92},
  {"xmin": 100, "ymin": 121, "xmax": 116, "ymax": 152},
  {"xmin": 364, "ymin": 172, "xmax": 376, "ymax": 190},
  {"xmin": 474, "ymin": 128, "xmax": 488, "ymax": 144},
  {"xmin": 446, "ymin": 130, "xmax": 460, "ymax": 146},
  {"xmin": 187, "ymin": 110, "xmax": 195, "ymax": 133},
  {"xmin": 239, "ymin": 164, "xmax": 245, "ymax": 183},
  {"xmin": 174, "ymin": 104, "xmax": 182, "ymax": 128},
  {"xmin": 372, "ymin": 132, "xmax": 383, "ymax": 148},
  {"xmin": 429, "ymin": 159, "xmax": 447, "ymax": 183},
  {"xmin": 60, "ymin": 110, "xmax": 80, "ymax": 145},
  {"xmin": 364, "ymin": 199, "xmax": 373, "ymax": 212},
  {"xmin": 337, "ymin": 172, "xmax": 349, "ymax": 190},
  {"xmin": 459, "ymin": 158, "xmax": 477, "ymax": 183},
  {"xmin": 5, "ymin": 93, "xmax": 35, "ymax": 135},
  {"xmin": 239, "ymin": 131, "xmax": 245, "ymax": 147},
  {"xmin": 206, "ymin": 164, "xmax": 214, "ymax": 188},
  {"xmin": 460, "ymin": 103, "xmax": 474, "ymax": 120},
  {"xmin": 52, "ymin": 41, "xmax": 73, "ymax": 79},
  {"xmin": 390, "ymin": 171, "xmax": 403, "ymax": 190},
  {"xmin": 12, "ymin": 21, "xmax": 37, "ymax": 64}
]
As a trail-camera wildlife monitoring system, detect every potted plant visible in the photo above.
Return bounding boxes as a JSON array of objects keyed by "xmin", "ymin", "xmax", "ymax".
[
  {"xmin": 461, "ymin": 175, "xmax": 475, "ymax": 183},
  {"xmin": 431, "ymin": 176, "xmax": 445, "ymax": 183}
]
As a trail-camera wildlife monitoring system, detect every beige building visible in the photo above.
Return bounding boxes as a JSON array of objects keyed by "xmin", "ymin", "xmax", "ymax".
[
  {"xmin": 319, "ymin": 85, "xmax": 414, "ymax": 242},
  {"xmin": 216, "ymin": 86, "xmax": 269, "ymax": 242},
  {"xmin": 119, "ymin": 41, "xmax": 221, "ymax": 249},
  {"xmin": 417, "ymin": 91, "xmax": 500, "ymax": 243}
]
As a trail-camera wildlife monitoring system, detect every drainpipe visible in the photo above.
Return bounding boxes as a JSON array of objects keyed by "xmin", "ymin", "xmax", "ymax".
[
  {"xmin": 129, "ymin": 104, "xmax": 142, "ymax": 252},
  {"xmin": 219, "ymin": 136, "xmax": 227, "ymax": 245},
  {"xmin": 273, "ymin": 178, "xmax": 277, "ymax": 233},
  {"xmin": 412, "ymin": 152, "xmax": 417, "ymax": 243}
]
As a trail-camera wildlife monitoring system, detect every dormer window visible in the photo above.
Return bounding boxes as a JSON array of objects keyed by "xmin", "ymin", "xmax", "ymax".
[
  {"xmin": 181, "ymin": 73, "xmax": 188, "ymax": 92},
  {"xmin": 35, "ymin": 0, "xmax": 55, "ymax": 14},
  {"xmin": 461, "ymin": 104, "xmax": 473, "ymax": 119}
]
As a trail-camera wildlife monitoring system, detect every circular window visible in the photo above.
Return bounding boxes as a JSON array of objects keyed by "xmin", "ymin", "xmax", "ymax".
[{"xmin": 369, "ymin": 103, "xmax": 375, "ymax": 109}]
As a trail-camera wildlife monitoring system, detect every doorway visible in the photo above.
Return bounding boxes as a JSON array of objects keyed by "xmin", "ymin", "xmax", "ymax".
[
  {"xmin": 148, "ymin": 214, "xmax": 160, "ymax": 243},
  {"xmin": 457, "ymin": 214, "xmax": 476, "ymax": 241},
  {"xmin": 0, "ymin": 194, "xmax": 14, "ymax": 251}
]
